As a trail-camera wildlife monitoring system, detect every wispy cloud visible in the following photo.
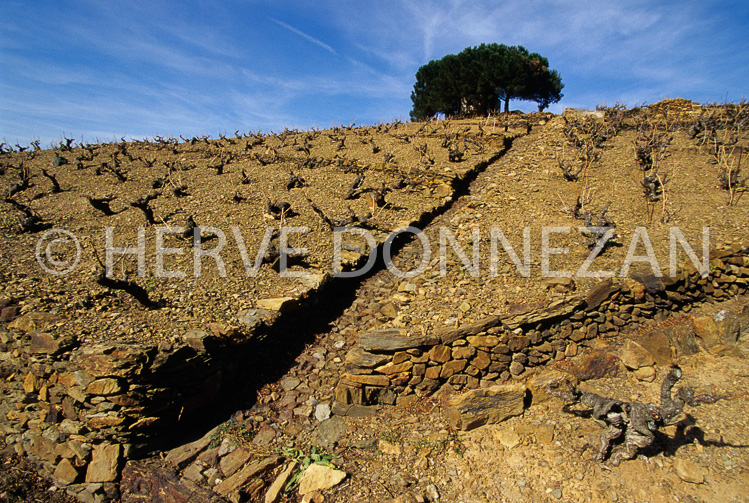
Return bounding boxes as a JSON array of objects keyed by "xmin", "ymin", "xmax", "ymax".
[
  {"xmin": 1, "ymin": 0, "xmax": 747, "ymax": 145},
  {"xmin": 270, "ymin": 17, "xmax": 338, "ymax": 56}
]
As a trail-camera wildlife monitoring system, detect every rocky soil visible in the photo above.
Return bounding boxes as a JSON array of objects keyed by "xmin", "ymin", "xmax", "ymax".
[
  {"xmin": 0, "ymin": 446, "xmax": 77, "ymax": 502},
  {"xmin": 120, "ymin": 280, "xmax": 749, "ymax": 503},
  {"xmin": 0, "ymin": 117, "xmax": 519, "ymax": 346},
  {"xmin": 1, "ymin": 99, "xmax": 749, "ymax": 503}
]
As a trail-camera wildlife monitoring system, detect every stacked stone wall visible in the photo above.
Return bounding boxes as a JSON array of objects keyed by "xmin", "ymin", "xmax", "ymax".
[{"xmin": 335, "ymin": 244, "xmax": 749, "ymax": 406}]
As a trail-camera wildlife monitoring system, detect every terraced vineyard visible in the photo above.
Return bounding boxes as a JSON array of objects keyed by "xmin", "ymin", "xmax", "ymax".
[{"xmin": 1, "ymin": 100, "xmax": 748, "ymax": 503}]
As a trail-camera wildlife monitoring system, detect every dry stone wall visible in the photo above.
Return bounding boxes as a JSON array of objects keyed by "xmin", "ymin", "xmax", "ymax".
[
  {"xmin": 0, "ymin": 305, "xmax": 290, "ymax": 499},
  {"xmin": 334, "ymin": 244, "xmax": 749, "ymax": 407}
]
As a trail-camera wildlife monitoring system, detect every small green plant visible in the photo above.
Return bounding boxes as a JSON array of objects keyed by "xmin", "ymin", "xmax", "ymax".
[
  {"xmin": 208, "ymin": 419, "xmax": 234, "ymax": 448},
  {"xmin": 415, "ymin": 429, "xmax": 466, "ymax": 457},
  {"xmin": 207, "ymin": 419, "xmax": 255, "ymax": 448},
  {"xmin": 280, "ymin": 445, "xmax": 339, "ymax": 493}
]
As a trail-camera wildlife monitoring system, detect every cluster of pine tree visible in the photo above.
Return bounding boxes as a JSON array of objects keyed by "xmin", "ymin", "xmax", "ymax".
[{"xmin": 410, "ymin": 43, "xmax": 563, "ymax": 121}]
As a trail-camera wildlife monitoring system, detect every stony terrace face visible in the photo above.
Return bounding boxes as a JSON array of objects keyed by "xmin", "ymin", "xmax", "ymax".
[{"xmin": 336, "ymin": 246, "xmax": 749, "ymax": 413}]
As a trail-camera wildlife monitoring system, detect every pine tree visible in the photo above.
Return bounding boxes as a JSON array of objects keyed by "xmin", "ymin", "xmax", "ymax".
[{"xmin": 409, "ymin": 44, "xmax": 563, "ymax": 121}]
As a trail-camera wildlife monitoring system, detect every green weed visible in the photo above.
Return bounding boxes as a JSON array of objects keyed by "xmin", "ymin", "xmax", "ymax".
[{"xmin": 280, "ymin": 445, "xmax": 339, "ymax": 493}]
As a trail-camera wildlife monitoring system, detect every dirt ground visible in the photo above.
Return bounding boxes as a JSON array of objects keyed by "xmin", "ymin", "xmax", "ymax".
[
  {"xmin": 338, "ymin": 356, "xmax": 749, "ymax": 503},
  {"xmin": 0, "ymin": 446, "xmax": 77, "ymax": 503},
  {"xmin": 1, "ymin": 101, "xmax": 746, "ymax": 345},
  {"xmin": 0, "ymin": 118, "xmax": 519, "ymax": 347},
  {"xmin": 344, "ymin": 103, "xmax": 748, "ymax": 339},
  {"xmin": 153, "ymin": 279, "xmax": 747, "ymax": 503},
  {"xmin": 201, "ymin": 294, "xmax": 749, "ymax": 503}
]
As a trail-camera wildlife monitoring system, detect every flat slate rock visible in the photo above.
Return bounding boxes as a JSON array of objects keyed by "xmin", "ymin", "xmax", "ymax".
[
  {"xmin": 344, "ymin": 347, "xmax": 390, "ymax": 368},
  {"xmin": 503, "ymin": 299, "xmax": 583, "ymax": 329},
  {"xmin": 358, "ymin": 329, "xmax": 439, "ymax": 352},
  {"xmin": 435, "ymin": 315, "xmax": 501, "ymax": 344},
  {"xmin": 29, "ymin": 331, "xmax": 75, "ymax": 355},
  {"xmin": 314, "ymin": 416, "xmax": 347, "ymax": 448},
  {"xmin": 298, "ymin": 463, "xmax": 347, "ymax": 495},
  {"xmin": 7, "ymin": 311, "xmax": 60, "ymax": 332},
  {"xmin": 585, "ymin": 279, "xmax": 621, "ymax": 311},
  {"xmin": 165, "ymin": 425, "xmax": 220, "ymax": 467},
  {"xmin": 631, "ymin": 272, "xmax": 666, "ymax": 294},
  {"xmin": 214, "ymin": 456, "xmax": 281, "ymax": 496},
  {"xmin": 85, "ymin": 443, "xmax": 120, "ymax": 483},
  {"xmin": 73, "ymin": 345, "xmax": 150, "ymax": 379},
  {"xmin": 445, "ymin": 384, "xmax": 526, "ymax": 430},
  {"xmin": 331, "ymin": 402, "xmax": 379, "ymax": 417}
]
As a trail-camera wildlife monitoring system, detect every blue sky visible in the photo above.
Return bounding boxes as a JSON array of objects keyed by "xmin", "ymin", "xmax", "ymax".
[{"xmin": 1, "ymin": 0, "xmax": 747, "ymax": 146}]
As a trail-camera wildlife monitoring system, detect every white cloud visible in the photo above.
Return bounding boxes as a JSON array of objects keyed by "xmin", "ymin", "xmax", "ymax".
[{"xmin": 270, "ymin": 17, "xmax": 338, "ymax": 56}]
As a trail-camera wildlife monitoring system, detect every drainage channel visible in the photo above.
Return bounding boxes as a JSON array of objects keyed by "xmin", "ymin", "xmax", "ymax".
[{"xmin": 141, "ymin": 134, "xmax": 522, "ymax": 455}]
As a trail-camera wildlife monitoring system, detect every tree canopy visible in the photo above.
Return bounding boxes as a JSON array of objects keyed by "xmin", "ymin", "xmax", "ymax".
[{"xmin": 409, "ymin": 43, "xmax": 563, "ymax": 121}]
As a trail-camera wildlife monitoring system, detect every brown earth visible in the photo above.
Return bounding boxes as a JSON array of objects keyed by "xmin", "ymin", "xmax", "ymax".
[
  {"xmin": 0, "ymin": 118, "xmax": 518, "ymax": 347},
  {"xmin": 0, "ymin": 446, "xmax": 78, "ymax": 502},
  {"xmin": 1, "ymin": 99, "xmax": 749, "ymax": 502}
]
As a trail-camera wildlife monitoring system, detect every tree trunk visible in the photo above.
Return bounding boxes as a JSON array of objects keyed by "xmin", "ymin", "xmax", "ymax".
[{"xmin": 504, "ymin": 97, "xmax": 510, "ymax": 114}]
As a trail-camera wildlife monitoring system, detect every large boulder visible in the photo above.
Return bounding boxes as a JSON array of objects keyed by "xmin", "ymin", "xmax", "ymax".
[
  {"xmin": 664, "ymin": 323, "xmax": 700, "ymax": 356},
  {"xmin": 635, "ymin": 329, "xmax": 673, "ymax": 366}
]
